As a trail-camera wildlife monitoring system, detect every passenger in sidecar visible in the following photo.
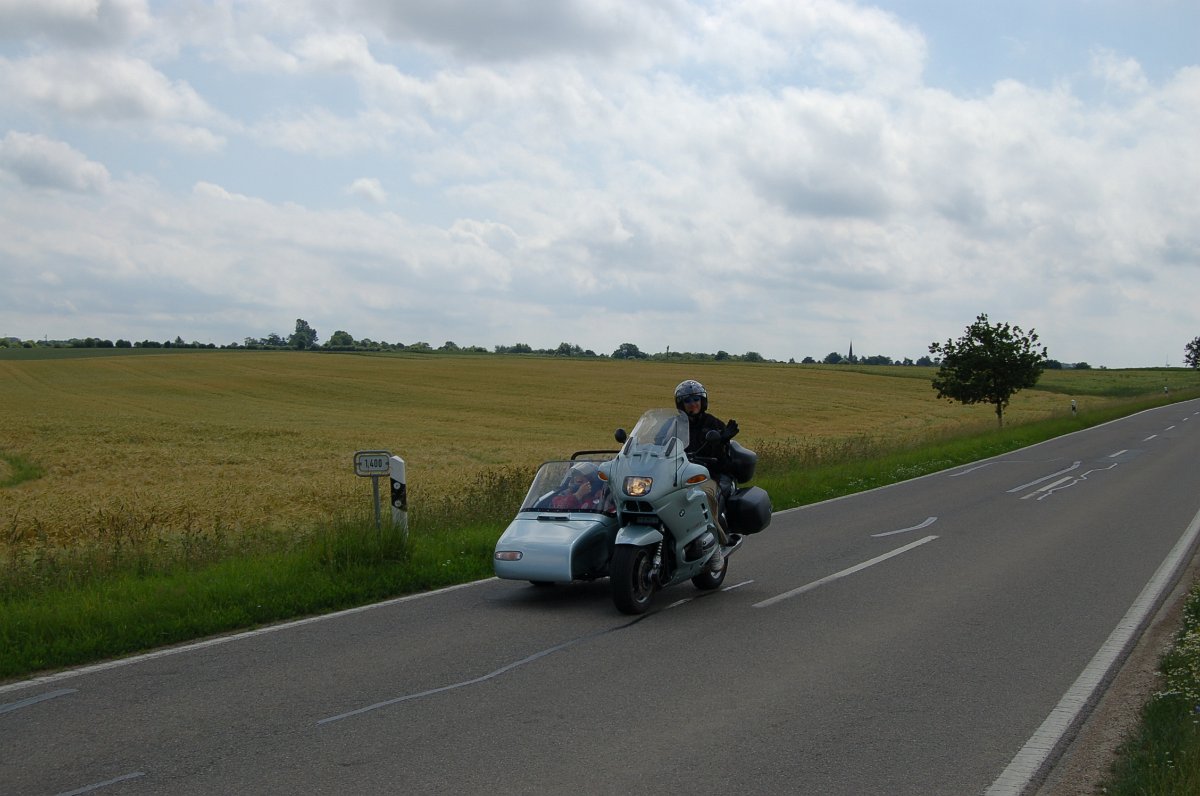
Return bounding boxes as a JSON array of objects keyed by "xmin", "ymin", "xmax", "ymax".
[{"xmin": 493, "ymin": 456, "xmax": 618, "ymax": 585}]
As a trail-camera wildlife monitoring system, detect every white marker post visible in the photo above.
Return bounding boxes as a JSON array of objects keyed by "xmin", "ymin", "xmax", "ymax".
[
  {"xmin": 389, "ymin": 455, "xmax": 408, "ymax": 541},
  {"xmin": 353, "ymin": 450, "xmax": 392, "ymax": 531}
]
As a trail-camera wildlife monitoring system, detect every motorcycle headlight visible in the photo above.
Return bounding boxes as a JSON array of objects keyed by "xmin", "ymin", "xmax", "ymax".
[{"xmin": 624, "ymin": 476, "xmax": 653, "ymax": 497}]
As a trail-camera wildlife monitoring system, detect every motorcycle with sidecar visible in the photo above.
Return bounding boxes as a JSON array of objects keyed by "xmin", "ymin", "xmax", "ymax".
[{"xmin": 494, "ymin": 407, "xmax": 772, "ymax": 613}]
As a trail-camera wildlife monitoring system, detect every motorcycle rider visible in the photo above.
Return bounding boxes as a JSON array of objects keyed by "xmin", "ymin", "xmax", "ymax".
[{"xmin": 673, "ymin": 379, "xmax": 740, "ymax": 573}]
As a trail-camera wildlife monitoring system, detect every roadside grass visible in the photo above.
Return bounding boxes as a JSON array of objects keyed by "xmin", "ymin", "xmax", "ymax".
[
  {"xmin": 0, "ymin": 518, "xmax": 495, "ymax": 677},
  {"xmin": 1102, "ymin": 581, "xmax": 1200, "ymax": 794},
  {"xmin": 840, "ymin": 364, "xmax": 1199, "ymax": 399}
]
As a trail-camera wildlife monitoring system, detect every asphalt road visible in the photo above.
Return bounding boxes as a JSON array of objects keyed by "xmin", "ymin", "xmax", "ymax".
[{"xmin": 4, "ymin": 399, "xmax": 1200, "ymax": 795}]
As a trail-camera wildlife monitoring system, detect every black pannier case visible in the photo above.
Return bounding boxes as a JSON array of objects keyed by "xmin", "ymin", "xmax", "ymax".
[{"xmin": 726, "ymin": 486, "xmax": 772, "ymax": 534}]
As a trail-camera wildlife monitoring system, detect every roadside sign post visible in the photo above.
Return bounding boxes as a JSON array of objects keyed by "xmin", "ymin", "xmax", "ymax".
[
  {"xmin": 389, "ymin": 455, "xmax": 408, "ymax": 541},
  {"xmin": 353, "ymin": 450, "xmax": 392, "ymax": 531}
]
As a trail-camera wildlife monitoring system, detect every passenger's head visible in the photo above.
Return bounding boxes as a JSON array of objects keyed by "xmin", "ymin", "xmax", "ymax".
[{"xmin": 568, "ymin": 461, "xmax": 598, "ymax": 485}]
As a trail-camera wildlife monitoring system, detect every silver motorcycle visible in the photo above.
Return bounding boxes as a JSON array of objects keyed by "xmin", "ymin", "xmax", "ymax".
[{"xmin": 599, "ymin": 407, "xmax": 771, "ymax": 614}]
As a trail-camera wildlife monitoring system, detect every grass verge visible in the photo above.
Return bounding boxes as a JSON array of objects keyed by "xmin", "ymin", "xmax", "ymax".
[
  {"xmin": 0, "ymin": 518, "xmax": 495, "ymax": 679},
  {"xmin": 1101, "ymin": 580, "xmax": 1200, "ymax": 794}
]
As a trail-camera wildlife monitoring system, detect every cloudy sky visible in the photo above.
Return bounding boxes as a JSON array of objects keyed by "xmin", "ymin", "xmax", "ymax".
[{"xmin": 1, "ymin": 0, "xmax": 1197, "ymax": 367}]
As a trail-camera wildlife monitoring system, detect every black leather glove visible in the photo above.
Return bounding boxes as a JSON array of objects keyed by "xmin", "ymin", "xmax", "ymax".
[{"xmin": 724, "ymin": 418, "xmax": 739, "ymax": 439}]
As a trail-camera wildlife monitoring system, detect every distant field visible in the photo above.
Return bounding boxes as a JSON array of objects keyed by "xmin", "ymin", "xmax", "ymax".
[{"xmin": 2, "ymin": 350, "xmax": 1197, "ymax": 548}]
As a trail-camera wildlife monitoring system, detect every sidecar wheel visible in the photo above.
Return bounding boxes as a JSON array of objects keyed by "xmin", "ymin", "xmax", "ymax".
[
  {"xmin": 691, "ymin": 559, "xmax": 728, "ymax": 591},
  {"xmin": 611, "ymin": 545, "xmax": 656, "ymax": 614}
]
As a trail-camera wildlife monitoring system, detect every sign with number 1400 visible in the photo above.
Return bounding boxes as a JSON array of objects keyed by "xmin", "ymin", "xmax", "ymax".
[{"xmin": 354, "ymin": 450, "xmax": 391, "ymax": 476}]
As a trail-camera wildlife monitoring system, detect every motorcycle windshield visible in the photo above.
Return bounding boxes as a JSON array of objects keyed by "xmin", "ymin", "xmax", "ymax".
[
  {"xmin": 519, "ymin": 460, "xmax": 616, "ymax": 514},
  {"xmin": 626, "ymin": 408, "xmax": 688, "ymax": 455}
]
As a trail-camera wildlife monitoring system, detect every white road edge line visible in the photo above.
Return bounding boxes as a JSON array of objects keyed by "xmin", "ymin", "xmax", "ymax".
[
  {"xmin": 985, "ymin": 503, "xmax": 1200, "ymax": 796},
  {"xmin": 753, "ymin": 535, "xmax": 939, "ymax": 609}
]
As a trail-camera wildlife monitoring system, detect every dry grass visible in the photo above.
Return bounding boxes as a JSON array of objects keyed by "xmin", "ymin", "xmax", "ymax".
[{"xmin": 0, "ymin": 351, "xmax": 1176, "ymax": 550}]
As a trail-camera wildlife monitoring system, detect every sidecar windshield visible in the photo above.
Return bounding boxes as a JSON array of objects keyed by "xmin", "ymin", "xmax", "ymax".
[
  {"xmin": 519, "ymin": 460, "xmax": 615, "ymax": 515},
  {"xmin": 627, "ymin": 407, "xmax": 688, "ymax": 453}
]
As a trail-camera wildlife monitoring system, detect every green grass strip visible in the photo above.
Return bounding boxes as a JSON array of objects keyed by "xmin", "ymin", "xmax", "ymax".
[
  {"xmin": 0, "ymin": 451, "xmax": 43, "ymax": 488},
  {"xmin": 1102, "ymin": 582, "xmax": 1200, "ymax": 793}
]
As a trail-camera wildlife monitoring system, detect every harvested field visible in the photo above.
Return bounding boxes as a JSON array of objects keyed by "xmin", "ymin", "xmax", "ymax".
[{"xmin": 1, "ymin": 350, "xmax": 1193, "ymax": 548}]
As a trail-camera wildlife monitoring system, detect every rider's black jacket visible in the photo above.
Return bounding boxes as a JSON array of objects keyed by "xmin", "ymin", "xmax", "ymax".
[{"xmin": 685, "ymin": 411, "xmax": 730, "ymax": 478}]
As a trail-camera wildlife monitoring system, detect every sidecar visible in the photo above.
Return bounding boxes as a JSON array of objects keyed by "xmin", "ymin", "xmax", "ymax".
[{"xmin": 493, "ymin": 454, "xmax": 618, "ymax": 585}]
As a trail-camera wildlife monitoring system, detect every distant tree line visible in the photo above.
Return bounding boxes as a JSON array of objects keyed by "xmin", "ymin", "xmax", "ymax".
[
  {"xmin": 0, "ymin": 315, "xmax": 1134, "ymax": 370},
  {"xmin": 1, "ymin": 335, "xmax": 218, "ymax": 350}
]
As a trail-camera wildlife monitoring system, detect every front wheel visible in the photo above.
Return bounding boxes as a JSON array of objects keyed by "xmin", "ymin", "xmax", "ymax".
[
  {"xmin": 691, "ymin": 556, "xmax": 728, "ymax": 591},
  {"xmin": 611, "ymin": 544, "xmax": 657, "ymax": 614}
]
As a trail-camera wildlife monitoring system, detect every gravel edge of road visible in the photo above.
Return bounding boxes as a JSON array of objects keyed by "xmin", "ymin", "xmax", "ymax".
[{"xmin": 1035, "ymin": 549, "xmax": 1200, "ymax": 795}]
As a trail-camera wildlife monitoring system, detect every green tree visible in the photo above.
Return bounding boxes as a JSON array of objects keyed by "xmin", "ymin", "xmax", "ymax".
[
  {"xmin": 289, "ymin": 319, "xmax": 318, "ymax": 350},
  {"xmin": 1186, "ymin": 336, "xmax": 1200, "ymax": 369},
  {"xmin": 929, "ymin": 313, "xmax": 1049, "ymax": 427},
  {"xmin": 327, "ymin": 330, "xmax": 354, "ymax": 348},
  {"xmin": 612, "ymin": 342, "xmax": 647, "ymax": 360}
]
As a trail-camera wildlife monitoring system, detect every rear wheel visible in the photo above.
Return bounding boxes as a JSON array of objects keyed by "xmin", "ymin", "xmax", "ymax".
[{"xmin": 611, "ymin": 545, "xmax": 656, "ymax": 614}]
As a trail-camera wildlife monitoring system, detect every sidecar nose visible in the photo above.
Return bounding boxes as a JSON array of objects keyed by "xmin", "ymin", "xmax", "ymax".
[{"xmin": 493, "ymin": 514, "xmax": 617, "ymax": 582}]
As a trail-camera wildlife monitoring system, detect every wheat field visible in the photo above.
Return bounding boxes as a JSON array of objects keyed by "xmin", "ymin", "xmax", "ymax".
[{"xmin": 0, "ymin": 350, "xmax": 1183, "ymax": 547}]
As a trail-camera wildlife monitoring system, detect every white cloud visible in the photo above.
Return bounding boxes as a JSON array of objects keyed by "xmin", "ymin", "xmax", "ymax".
[
  {"xmin": 0, "ymin": 51, "xmax": 233, "ymax": 150},
  {"xmin": 1090, "ymin": 48, "xmax": 1150, "ymax": 94},
  {"xmin": 0, "ymin": 0, "xmax": 151, "ymax": 46},
  {"xmin": 0, "ymin": 131, "xmax": 110, "ymax": 193},
  {"xmin": 346, "ymin": 177, "xmax": 387, "ymax": 203},
  {"xmin": 293, "ymin": 31, "xmax": 375, "ymax": 72}
]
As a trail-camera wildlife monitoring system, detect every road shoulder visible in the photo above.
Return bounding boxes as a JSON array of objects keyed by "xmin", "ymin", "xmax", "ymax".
[{"xmin": 1036, "ymin": 550, "xmax": 1200, "ymax": 795}]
